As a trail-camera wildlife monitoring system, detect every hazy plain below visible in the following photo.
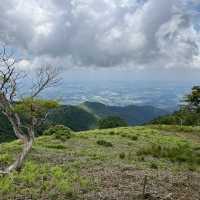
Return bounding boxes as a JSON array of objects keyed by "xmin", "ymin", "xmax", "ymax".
[{"xmin": 41, "ymin": 80, "xmax": 200, "ymax": 112}]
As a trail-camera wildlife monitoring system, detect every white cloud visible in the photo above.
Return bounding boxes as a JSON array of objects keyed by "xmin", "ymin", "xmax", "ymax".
[
  {"xmin": 0, "ymin": 0, "xmax": 199, "ymax": 70},
  {"xmin": 16, "ymin": 59, "xmax": 31, "ymax": 70}
]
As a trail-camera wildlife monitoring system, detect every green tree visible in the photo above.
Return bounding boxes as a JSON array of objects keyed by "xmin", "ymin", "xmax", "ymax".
[
  {"xmin": 183, "ymin": 86, "xmax": 200, "ymax": 113},
  {"xmin": 152, "ymin": 86, "xmax": 200, "ymax": 126},
  {"xmin": 98, "ymin": 116, "xmax": 128, "ymax": 129}
]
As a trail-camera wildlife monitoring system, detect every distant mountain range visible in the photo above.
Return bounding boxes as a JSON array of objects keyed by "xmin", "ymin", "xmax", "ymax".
[
  {"xmin": 79, "ymin": 101, "xmax": 168, "ymax": 125},
  {"xmin": 46, "ymin": 101, "xmax": 168, "ymax": 131},
  {"xmin": 0, "ymin": 101, "xmax": 168, "ymax": 142}
]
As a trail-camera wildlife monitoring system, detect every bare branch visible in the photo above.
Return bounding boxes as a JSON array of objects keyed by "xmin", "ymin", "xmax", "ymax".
[
  {"xmin": 0, "ymin": 45, "xmax": 64, "ymax": 174},
  {"xmin": 31, "ymin": 64, "xmax": 61, "ymax": 98},
  {"xmin": 0, "ymin": 46, "xmax": 62, "ymax": 173}
]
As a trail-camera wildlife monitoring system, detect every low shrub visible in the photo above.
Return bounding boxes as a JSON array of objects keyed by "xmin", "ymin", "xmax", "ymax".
[
  {"xmin": 120, "ymin": 132, "xmax": 138, "ymax": 141},
  {"xmin": 98, "ymin": 116, "xmax": 128, "ymax": 129},
  {"xmin": 119, "ymin": 152, "xmax": 126, "ymax": 159},
  {"xmin": 96, "ymin": 140, "xmax": 113, "ymax": 147},
  {"xmin": 45, "ymin": 144, "xmax": 66, "ymax": 149},
  {"xmin": 150, "ymin": 162, "xmax": 158, "ymax": 169},
  {"xmin": 130, "ymin": 136, "xmax": 138, "ymax": 141},
  {"xmin": 109, "ymin": 131, "xmax": 115, "ymax": 135},
  {"xmin": 138, "ymin": 156, "xmax": 145, "ymax": 161},
  {"xmin": 43, "ymin": 125, "xmax": 73, "ymax": 141}
]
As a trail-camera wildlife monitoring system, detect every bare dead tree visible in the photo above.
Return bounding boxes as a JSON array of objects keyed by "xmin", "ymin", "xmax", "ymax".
[
  {"xmin": 31, "ymin": 65, "xmax": 60, "ymax": 98},
  {"xmin": 0, "ymin": 46, "xmax": 61, "ymax": 174}
]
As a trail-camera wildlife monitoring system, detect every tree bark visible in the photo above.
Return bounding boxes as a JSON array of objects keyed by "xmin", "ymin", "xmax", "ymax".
[
  {"xmin": 0, "ymin": 109, "xmax": 35, "ymax": 173},
  {"xmin": 0, "ymin": 137, "xmax": 33, "ymax": 174}
]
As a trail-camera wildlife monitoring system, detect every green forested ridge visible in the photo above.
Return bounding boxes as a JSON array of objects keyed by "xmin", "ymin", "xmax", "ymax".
[
  {"xmin": 46, "ymin": 105, "xmax": 97, "ymax": 131},
  {"xmin": 79, "ymin": 101, "xmax": 168, "ymax": 125},
  {"xmin": 0, "ymin": 102, "xmax": 167, "ymax": 142},
  {"xmin": 0, "ymin": 104, "xmax": 97, "ymax": 142}
]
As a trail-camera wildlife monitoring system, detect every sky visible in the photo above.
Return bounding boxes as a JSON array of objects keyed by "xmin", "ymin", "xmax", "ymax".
[{"xmin": 0, "ymin": 0, "xmax": 200, "ymax": 81}]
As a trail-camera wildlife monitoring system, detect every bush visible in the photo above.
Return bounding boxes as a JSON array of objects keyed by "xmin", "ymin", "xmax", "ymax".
[
  {"xmin": 96, "ymin": 140, "xmax": 113, "ymax": 147},
  {"xmin": 98, "ymin": 116, "xmax": 128, "ymax": 129},
  {"xmin": 43, "ymin": 125, "xmax": 73, "ymax": 141},
  {"xmin": 109, "ymin": 131, "xmax": 115, "ymax": 135},
  {"xmin": 130, "ymin": 136, "xmax": 138, "ymax": 141},
  {"xmin": 45, "ymin": 144, "xmax": 66, "ymax": 149},
  {"xmin": 150, "ymin": 162, "xmax": 158, "ymax": 169},
  {"xmin": 119, "ymin": 152, "xmax": 126, "ymax": 159}
]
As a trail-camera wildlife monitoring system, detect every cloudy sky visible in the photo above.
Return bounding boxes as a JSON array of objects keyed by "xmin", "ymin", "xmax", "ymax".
[{"xmin": 0, "ymin": 0, "xmax": 200, "ymax": 81}]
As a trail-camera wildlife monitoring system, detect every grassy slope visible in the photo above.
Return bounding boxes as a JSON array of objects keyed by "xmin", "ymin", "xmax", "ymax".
[{"xmin": 0, "ymin": 125, "xmax": 200, "ymax": 199}]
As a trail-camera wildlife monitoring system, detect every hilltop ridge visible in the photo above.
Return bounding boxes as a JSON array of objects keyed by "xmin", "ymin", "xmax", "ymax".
[
  {"xmin": 0, "ymin": 125, "xmax": 199, "ymax": 199},
  {"xmin": 79, "ymin": 101, "xmax": 168, "ymax": 125},
  {"xmin": 0, "ymin": 101, "xmax": 168, "ymax": 142}
]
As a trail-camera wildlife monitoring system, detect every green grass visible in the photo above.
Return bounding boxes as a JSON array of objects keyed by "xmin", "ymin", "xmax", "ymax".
[
  {"xmin": 148, "ymin": 124, "xmax": 200, "ymax": 133},
  {"xmin": 0, "ymin": 162, "xmax": 91, "ymax": 199},
  {"xmin": 0, "ymin": 125, "xmax": 200, "ymax": 199}
]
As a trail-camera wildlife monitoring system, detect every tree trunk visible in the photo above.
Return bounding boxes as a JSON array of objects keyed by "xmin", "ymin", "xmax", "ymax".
[
  {"xmin": 0, "ymin": 111, "xmax": 34, "ymax": 174},
  {"xmin": 0, "ymin": 137, "xmax": 33, "ymax": 174}
]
